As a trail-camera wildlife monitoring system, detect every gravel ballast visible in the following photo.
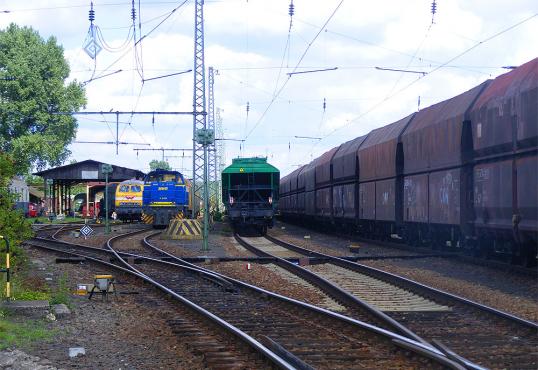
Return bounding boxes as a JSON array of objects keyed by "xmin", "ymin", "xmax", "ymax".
[
  {"xmin": 15, "ymin": 246, "xmax": 213, "ymax": 369},
  {"xmin": 272, "ymin": 221, "xmax": 538, "ymax": 322}
]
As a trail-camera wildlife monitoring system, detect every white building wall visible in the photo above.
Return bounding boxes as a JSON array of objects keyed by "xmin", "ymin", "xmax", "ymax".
[{"xmin": 9, "ymin": 177, "xmax": 29, "ymax": 203}]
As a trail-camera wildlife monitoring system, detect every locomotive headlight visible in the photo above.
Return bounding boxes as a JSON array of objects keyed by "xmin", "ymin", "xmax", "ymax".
[
  {"xmin": 268, "ymin": 196, "xmax": 273, "ymax": 204},
  {"xmin": 229, "ymin": 196, "xmax": 234, "ymax": 205}
]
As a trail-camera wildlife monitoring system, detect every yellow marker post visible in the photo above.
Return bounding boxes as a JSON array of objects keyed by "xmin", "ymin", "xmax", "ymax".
[{"xmin": 0, "ymin": 236, "xmax": 10, "ymax": 299}]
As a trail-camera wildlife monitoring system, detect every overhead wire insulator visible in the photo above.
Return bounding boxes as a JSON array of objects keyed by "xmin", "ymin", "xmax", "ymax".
[
  {"xmin": 246, "ymin": 101, "xmax": 250, "ymax": 116},
  {"xmin": 323, "ymin": 97, "xmax": 326, "ymax": 112},
  {"xmin": 431, "ymin": 0, "xmax": 437, "ymax": 24},
  {"xmin": 131, "ymin": 0, "xmax": 136, "ymax": 21},
  {"xmin": 288, "ymin": 0, "xmax": 295, "ymax": 31},
  {"xmin": 88, "ymin": 2, "xmax": 95, "ymax": 23}
]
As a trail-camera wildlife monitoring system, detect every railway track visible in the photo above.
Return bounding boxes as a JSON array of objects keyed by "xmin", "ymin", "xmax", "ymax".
[
  {"xmin": 276, "ymin": 221, "xmax": 537, "ymax": 277},
  {"xmin": 24, "ymin": 229, "xmax": 463, "ymax": 369},
  {"xmin": 238, "ymin": 233, "xmax": 537, "ymax": 369}
]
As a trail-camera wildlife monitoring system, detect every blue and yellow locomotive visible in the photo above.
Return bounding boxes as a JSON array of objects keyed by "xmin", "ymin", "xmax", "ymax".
[{"xmin": 142, "ymin": 169, "xmax": 192, "ymax": 227}]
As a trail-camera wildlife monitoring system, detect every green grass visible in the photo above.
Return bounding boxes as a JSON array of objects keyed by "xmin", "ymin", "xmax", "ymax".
[
  {"xmin": 49, "ymin": 273, "xmax": 71, "ymax": 307},
  {"xmin": 0, "ymin": 318, "xmax": 54, "ymax": 350},
  {"xmin": 33, "ymin": 216, "xmax": 85, "ymax": 224},
  {"xmin": 0, "ymin": 274, "xmax": 51, "ymax": 302}
]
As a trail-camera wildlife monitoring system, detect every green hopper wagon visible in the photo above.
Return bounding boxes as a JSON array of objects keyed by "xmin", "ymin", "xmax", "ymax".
[{"xmin": 221, "ymin": 157, "xmax": 279, "ymax": 234}]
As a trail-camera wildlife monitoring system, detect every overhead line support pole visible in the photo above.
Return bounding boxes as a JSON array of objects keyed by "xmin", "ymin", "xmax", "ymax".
[
  {"xmin": 207, "ymin": 67, "xmax": 217, "ymax": 214},
  {"xmin": 192, "ymin": 0, "xmax": 209, "ymax": 251}
]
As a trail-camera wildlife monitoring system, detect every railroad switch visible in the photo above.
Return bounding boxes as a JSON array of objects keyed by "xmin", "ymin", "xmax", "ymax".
[{"xmin": 88, "ymin": 275, "xmax": 117, "ymax": 301}]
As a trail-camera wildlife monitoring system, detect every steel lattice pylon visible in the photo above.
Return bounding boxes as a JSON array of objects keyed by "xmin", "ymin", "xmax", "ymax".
[
  {"xmin": 216, "ymin": 107, "xmax": 225, "ymax": 211},
  {"xmin": 192, "ymin": 0, "xmax": 206, "ymax": 217},
  {"xmin": 207, "ymin": 67, "xmax": 218, "ymax": 213}
]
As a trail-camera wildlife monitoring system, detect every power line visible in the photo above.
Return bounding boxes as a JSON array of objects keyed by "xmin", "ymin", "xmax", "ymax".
[
  {"xmin": 87, "ymin": 0, "xmax": 189, "ymax": 84},
  {"xmin": 143, "ymin": 69, "xmax": 192, "ymax": 82},
  {"xmin": 133, "ymin": 147, "xmax": 194, "ymax": 161},
  {"xmin": 244, "ymin": 0, "xmax": 344, "ymax": 141},
  {"xmin": 287, "ymin": 67, "xmax": 338, "ymax": 76},
  {"xmin": 56, "ymin": 111, "xmax": 198, "ymax": 154},
  {"xmin": 375, "ymin": 67, "xmax": 426, "ymax": 75},
  {"xmin": 321, "ymin": 12, "xmax": 538, "ymax": 140},
  {"xmin": 82, "ymin": 69, "xmax": 122, "ymax": 85}
]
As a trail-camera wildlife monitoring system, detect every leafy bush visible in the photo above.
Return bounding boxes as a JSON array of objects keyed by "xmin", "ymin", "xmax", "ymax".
[{"xmin": 0, "ymin": 154, "xmax": 33, "ymax": 248}]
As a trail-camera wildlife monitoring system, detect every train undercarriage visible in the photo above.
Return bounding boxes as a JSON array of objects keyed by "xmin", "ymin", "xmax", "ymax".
[{"xmin": 280, "ymin": 214, "xmax": 537, "ymax": 267}]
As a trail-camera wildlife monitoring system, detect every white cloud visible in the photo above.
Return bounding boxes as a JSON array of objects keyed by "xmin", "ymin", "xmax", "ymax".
[{"xmin": 2, "ymin": 0, "xmax": 536, "ymax": 176}]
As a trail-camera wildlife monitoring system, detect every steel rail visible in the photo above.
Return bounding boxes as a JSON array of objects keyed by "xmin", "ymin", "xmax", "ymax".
[
  {"xmin": 234, "ymin": 234, "xmax": 492, "ymax": 370},
  {"xmin": 140, "ymin": 233, "xmax": 465, "ymax": 369},
  {"xmin": 265, "ymin": 234, "xmax": 538, "ymax": 330},
  {"xmin": 233, "ymin": 233, "xmax": 430, "ymax": 346},
  {"xmin": 25, "ymin": 237, "xmax": 297, "ymax": 370},
  {"xmin": 26, "ymin": 231, "xmax": 464, "ymax": 368}
]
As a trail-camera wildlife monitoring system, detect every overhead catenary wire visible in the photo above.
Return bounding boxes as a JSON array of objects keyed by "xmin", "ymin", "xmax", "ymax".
[
  {"xmin": 271, "ymin": 0, "xmax": 294, "ymax": 97},
  {"xmin": 87, "ymin": 0, "xmax": 188, "ymax": 84},
  {"xmin": 322, "ymin": 12, "xmax": 538, "ymax": 140},
  {"xmin": 244, "ymin": 0, "xmax": 345, "ymax": 141}
]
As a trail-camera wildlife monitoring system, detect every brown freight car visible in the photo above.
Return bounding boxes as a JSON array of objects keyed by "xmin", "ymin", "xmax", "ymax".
[
  {"xmin": 314, "ymin": 147, "xmax": 339, "ymax": 218},
  {"xmin": 279, "ymin": 58, "xmax": 537, "ymax": 266},
  {"xmin": 469, "ymin": 58, "xmax": 538, "ymax": 263},
  {"xmin": 401, "ymin": 82, "xmax": 488, "ymax": 246},
  {"xmin": 331, "ymin": 135, "xmax": 368, "ymax": 225},
  {"xmin": 357, "ymin": 114, "xmax": 413, "ymax": 237}
]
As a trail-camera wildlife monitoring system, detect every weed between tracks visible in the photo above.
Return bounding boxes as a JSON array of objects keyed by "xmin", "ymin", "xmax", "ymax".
[
  {"xmin": 49, "ymin": 273, "xmax": 71, "ymax": 307},
  {"xmin": 0, "ymin": 314, "xmax": 54, "ymax": 350}
]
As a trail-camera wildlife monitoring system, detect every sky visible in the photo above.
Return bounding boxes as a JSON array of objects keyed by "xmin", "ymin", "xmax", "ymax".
[{"xmin": 1, "ymin": 0, "xmax": 537, "ymax": 177}]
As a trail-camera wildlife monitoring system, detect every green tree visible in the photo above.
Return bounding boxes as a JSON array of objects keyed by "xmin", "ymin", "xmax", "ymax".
[
  {"xmin": 0, "ymin": 153, "xmax": 33, "ymax": 248},
  {"xmin": 149, "ymin": 159, "xmax": 171, "ymax": 171},
  {"xmin": 0, "ymin": 24, "xmax": 86, "ymax": 175}
]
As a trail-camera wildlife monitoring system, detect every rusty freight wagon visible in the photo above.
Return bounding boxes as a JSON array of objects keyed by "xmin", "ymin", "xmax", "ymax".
[{"xmin": 279, "ymin": 57, "xmax": 538, "ymax": 266}]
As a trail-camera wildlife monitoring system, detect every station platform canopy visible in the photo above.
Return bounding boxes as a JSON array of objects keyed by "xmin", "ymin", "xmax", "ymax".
[
  {"xmin": 33, "ymin": 159, "xmax": 145, "ymax": 217},
  {"xmin": 34, "ymin": 159, "xmax": 144, "ymax": 181}
]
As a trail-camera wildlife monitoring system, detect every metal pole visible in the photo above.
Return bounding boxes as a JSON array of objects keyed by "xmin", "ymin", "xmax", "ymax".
[
  {"xmin": 86, "ymin": 184, "xmax": 90, "ymax": 218},
  {"xmin": 192, "ymin": 0, "xmax": 206, "ymax": 218},
  {"xmin": 43, "ymin": 178, "xmax": 47, "ymax": 216},
  {"xmin": 203, "ymin": 143, "xmax": 209, "ymax": 251},
  {"xmin": 105, "ymin": 172, "xmax": 110, "ymax": 234},
  {"xmin": 0, "ymin": 236, "xmax": 11, "ymax": 299},
  {"xmin": 116, "ymin": 112, "xmax": 119, "ymax": 155}
]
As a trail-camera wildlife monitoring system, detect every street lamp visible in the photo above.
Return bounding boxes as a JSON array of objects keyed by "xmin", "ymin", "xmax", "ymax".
[{"xmin": 101, "ymin": 164, "xmax": 113, "ymax": 234}]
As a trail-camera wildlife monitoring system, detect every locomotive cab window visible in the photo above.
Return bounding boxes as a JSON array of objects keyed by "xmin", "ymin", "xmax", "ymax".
[
  {"xmin": 119, "ymin": 185, "xmax": 130, "ymax": 192},
  {"xmin": 131, "ymin": 185, "xmax": 141, "ymax": 192}
]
